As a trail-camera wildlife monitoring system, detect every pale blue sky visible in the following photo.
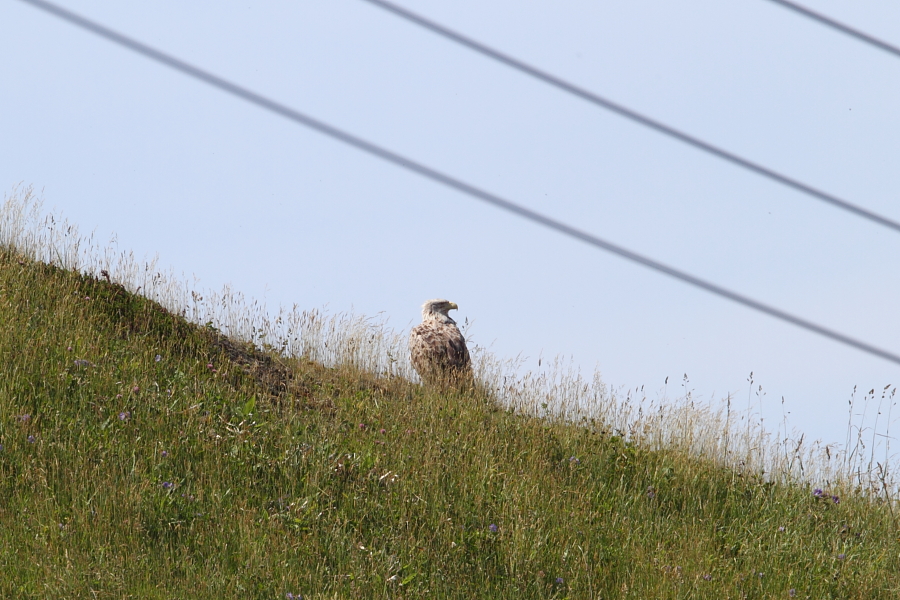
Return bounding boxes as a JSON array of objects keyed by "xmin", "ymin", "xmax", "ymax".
[{"xmin": 3, "ymin": 0, "xmax": 900, "ymax": 454}]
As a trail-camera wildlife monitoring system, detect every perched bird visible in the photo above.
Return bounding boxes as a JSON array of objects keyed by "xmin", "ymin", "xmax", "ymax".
[{"xmin": 409, "ymin": 299, "xmax": 471, "ymax": 385}]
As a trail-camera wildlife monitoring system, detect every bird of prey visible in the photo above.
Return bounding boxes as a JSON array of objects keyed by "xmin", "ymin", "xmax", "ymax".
[{"xmin": 409, "ymin": 299, "xmax": 471, "ymax": 385}]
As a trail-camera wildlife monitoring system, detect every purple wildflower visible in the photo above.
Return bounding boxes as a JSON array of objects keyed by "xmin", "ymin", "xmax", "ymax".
[
  {"xmin": 17, "ymin": 414, "xmax": 31, "ymax": 423},
  {"xmin": 359, "ymin": 423, "xmax": 366, "ymax": 430},
  {"xmin": 118, "ymin": 411, "xmax": 130, "ymax": 421},
  {"xmin": 813, "ymin": 488, "xmax": 824, "ymax": 497},
  {"xmin": 832, "ymin": 495, "xmax": 840, "ymax": 504},
  {"xmin": 702, "ymin": 574, "xmax": 712, "ymax": 581},
  {"xmin": 161, "ymin": 450, "xmax": 169, "ymax": 458},
  {"xmin": 789, "ymin": 590, "xmax": 796, "ymax": 597},
  {"xmin": 162, "ymin": 481, "xmax": 174, "ymax": 490},
  {"xmin": 837, "ymin": 553, "xmax": 846, "ymax": 560},
  {"xmin": 778, "ymin": 526, "xmax": 785, "ymax": 532},
  {"xmin": 569, "ymin": 456, "xmax": 580, "ymax": 464},
  {"xmin": 27, "ymin": 435, "xmax": 35, "ymax": 443},
  {"xmin": 155, "ymin": 354, "xmax": 162, "ymax": 362},
  {"xmin": 556, "ymin": 577, "xmax": 564, "ymax": 585},
  {"xmin": 647, "ymin": 486, "xmax": 656, "ymax": 499},
  {"xmin": 488, "ymin": 524, "xmax": 498, "ymax": 533},
  {"xmin": 73, "ymin": 359, "xmax": 91, "ymax": 367},
  {"xmin": 66, "ymin": 346, "xmax": 72, "ymax": 352},
  {"xmin": 132, "ymin": 385, "xmax": 139, "ymax": 393},
  {"xmin": 380, "ymin": 428, "xmax": 386, "ymax": 434}
]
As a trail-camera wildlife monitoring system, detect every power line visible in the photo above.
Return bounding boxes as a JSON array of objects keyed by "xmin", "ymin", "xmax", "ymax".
[
  {"xmin": 763, "ymin": 0, "xmax": 900, "ymax": 60},
  {"xmin": 357, "ymin": 0, "xmax": 900, "ymax": 236},
  {"xmin": 16, "ymin": 0, "xmax": 900, "ymax": 367}
]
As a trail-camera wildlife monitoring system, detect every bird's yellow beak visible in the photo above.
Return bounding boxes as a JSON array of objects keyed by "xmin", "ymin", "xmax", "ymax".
[{"xmin": 448, "ymin": 302, "xmax": 458, "ymax": 311}]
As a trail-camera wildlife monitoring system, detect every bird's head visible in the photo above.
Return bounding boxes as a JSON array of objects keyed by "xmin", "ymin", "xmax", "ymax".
[{"xmin": 421, "ymin": 299, "xmax": 459, "ymax": 324}]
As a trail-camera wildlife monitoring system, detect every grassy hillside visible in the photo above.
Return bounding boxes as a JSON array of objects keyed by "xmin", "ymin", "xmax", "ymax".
[{"xmin": 0, "ymin": 249, "xmax": 899, "ymax": 599}]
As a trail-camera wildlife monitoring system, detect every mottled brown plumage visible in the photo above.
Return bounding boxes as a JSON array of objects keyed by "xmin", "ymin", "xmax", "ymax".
[{"xmin": 409, "ymin": 299, "xmax": 471, "ymax": 385}]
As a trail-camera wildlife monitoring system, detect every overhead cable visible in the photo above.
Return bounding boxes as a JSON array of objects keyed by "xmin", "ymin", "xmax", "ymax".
[
  {"xmin": 763, "ymin": 0, "xmax": 900, "ymax": 60},
  {"xmin": 17, "ymin": 0, "xmax": 900, "ymax": 367},
  {"xmin": 357, "ymin": 0, "xmax": 900, "ymax": 235}
]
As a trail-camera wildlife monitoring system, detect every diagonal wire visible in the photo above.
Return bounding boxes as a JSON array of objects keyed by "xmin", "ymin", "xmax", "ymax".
[
  {"xmin": 357, "ymin": 0, "xmax": 900, "ymax": 235},
  {"xmin": 15, "ymin": 0, "xmax": 900, "ymax": 367},
  {"xmin": 762, "ymin": 0, "xmax": 900, "ymax": 60}
]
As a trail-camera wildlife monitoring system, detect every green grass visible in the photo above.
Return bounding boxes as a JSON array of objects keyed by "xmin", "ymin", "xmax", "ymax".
[{"xmin": 1, "ymin": 250, "xmax": 899, "ymax": 599}]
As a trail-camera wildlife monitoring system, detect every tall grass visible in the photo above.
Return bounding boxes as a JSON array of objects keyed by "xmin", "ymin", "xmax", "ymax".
[
  {"xmin": 2, "ymin": 186, "xmax": 892, "ymax": 496},
  {"xmin": 1, "ymin": 185, "xmax": 900, "ymax": 598}
]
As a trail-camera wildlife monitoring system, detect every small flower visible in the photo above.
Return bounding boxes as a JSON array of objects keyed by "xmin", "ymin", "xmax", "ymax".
[
  {"xmin": 488, "ymin": 524, "xmax": 498, "ymax": 533},
  {"xmin": 555, "ymin": 577, "xmax": 564, "ymax": 585},
  {"xmin": 27, "ymin": 435, "xmax": 35, "ymax": 443},
  {"xmin": 837, "ymin": 553, "xmax": 846, "ymax": 560},
  {"xmin": 646, "ymin": 486, "xmax": 656, "ymax": 499},
  {"xmin": 569, "ymin": 456, "xmax": 580, "ymax": 464},
  {"xmin": 832, "ymin": 495, "xmax": 840, "ymax": 504},
  {"xmin": 161, "ymin": 450, "xmax": 169, "ymax": 458},
  {"xmin": 58, "ymin": 523, "xmax": 65, "ymax": 530},
  {"xmin": 73, "ymin": 359, "xmax": 92, "ymax": 367},
  {"xmin": 17, "ymin": 414, "xmax": 31, "ymax": 422},
  {"xmin": 132, "ymin": 386, "xmax": 139, "ymax": 393},
  {"xmin": 758, "ymin": 572, "xmax": 764, "ymax": 578},
  {"xmin": 84, "ymin": 296, "xmax": 91, "ymax": 300},
  {"xmin": 162, "ymin": 481, "xmax": 174, "ymax": 490},
  {"xmin": 813, "ymin": 488, "xmax": 824, "ymax": 497},
  {"xmin": 789, "ymin": 590, "xmax": 796, "ymax": 597},
  {"xmin": 380, "ymin": 428, "xmax": 386, "ymax": 434},
  {"xmin": 118, "ymin": 411, "xmax": 130, "ymax": 421},
  {"xmin": 155, "ymin": 354, "xmax": 162, "ymax": 362},
  {"xmin": 115, "ymin": 394, "xmax": 122, "ymax": 399},
  {"xmin": 702, "ymin": 574, "xmax": 712, "ymax": 581},
  {"xmin": 778, "ymin": 526, "xmax": 785, "ymax": 532},
  {"xmin": 359, "ymin": 423, "xmax": 366, "ymax": 430},
  {"xmin": 66, "ymin": 346, "xmax": 72, "ymax": 352}
]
